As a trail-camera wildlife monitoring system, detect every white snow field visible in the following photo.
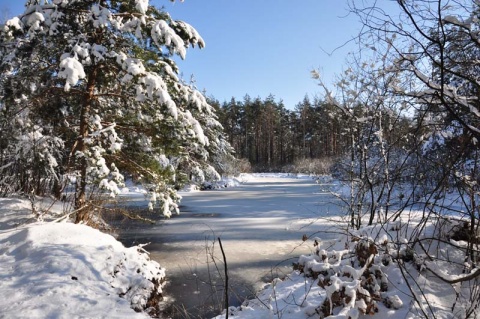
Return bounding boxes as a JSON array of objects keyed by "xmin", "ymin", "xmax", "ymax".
[
  {"xmin": 0, "ymin": 173, "xmax": 470, "ymax": 319},
  {"xmin": 0, "ymin": 199, "xmax": 165, "ymax": 319}
]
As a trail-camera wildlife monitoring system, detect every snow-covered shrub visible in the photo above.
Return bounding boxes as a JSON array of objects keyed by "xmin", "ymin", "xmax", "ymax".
[
  {"xmin": 294, "ymin": 235, "xmax": 404, "ymax": 318},
  {"xmin": 290, "ymin": 157, "xmax": 334, "ymax": 175},
  {"xmin": 219, "ymin": 157, "xmax": 252, "ymax": 176},
  {"xmin": 0, "ymin": 115, "xmax": 64, "ymax": 197}
]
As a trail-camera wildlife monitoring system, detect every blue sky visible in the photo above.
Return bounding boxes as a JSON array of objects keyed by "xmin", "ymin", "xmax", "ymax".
[
  {"xmin": 163, "ymin": 0, "xmax": 361, "ymax": 108},
  {"xmin": 0, "ymin": 1, "xmax": 365, "ymax": 108}
]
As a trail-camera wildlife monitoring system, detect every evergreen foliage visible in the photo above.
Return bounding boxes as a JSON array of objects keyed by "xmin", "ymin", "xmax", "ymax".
[
  {"xmin": 213, "ymin": 94, "xmax": 349, "ymax": 172},
  {"xmin": 0, "ymin": 0, "xmax": 232, "ymax": 223}
]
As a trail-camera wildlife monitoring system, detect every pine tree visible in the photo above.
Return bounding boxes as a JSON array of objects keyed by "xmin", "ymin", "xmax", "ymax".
[{"xmin": 0, "ymin": 0, "xmax": 231, "ymax": 222}]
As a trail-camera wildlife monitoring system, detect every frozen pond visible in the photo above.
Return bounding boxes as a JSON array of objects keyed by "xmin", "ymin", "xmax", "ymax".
[{"xmin": 115, "ymin": 174, "xmax": 344, "ymax": 318}]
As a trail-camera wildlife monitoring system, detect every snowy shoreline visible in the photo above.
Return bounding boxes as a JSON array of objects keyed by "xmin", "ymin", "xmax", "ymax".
[
  {"xmin": 0, "ymin": 199, "xmax": 165, "ymax": 318},
  {"xmin": 0, "ymin": 174, "xmax": 476, "ymax": 319}
]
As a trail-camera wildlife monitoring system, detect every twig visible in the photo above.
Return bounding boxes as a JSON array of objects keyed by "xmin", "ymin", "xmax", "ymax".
[
  {"xmin": 50, "ymin": 207, "xmax": 82, "ymax": 223},
  {"xmin": 218, "ymin": 237, "xmax": 229, "ymax": 319}
]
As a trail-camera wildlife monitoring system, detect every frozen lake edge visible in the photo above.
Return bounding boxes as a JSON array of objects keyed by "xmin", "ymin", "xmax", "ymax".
[{"xmin": 115, "ymin": 174, "xmax": 345, "ymax": 318}]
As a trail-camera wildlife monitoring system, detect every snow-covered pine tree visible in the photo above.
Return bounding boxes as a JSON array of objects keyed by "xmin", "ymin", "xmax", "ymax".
[{"xmin": 0, "ymin": 0, "xmax": 231, "ymax": 223}]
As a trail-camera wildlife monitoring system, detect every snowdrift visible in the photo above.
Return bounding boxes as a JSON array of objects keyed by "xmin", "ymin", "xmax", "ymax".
[{"xmin": 0, "ymin": 218, "xmax": 165, "ymax": 318}]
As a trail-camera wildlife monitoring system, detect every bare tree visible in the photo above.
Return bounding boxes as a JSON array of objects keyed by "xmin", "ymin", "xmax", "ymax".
[
  {"xmin": 313, "ymin": 54, "xmax": 414, "ymax": 230},
  {"xmin": 346, "ymin": 1, "xmax": 480, "ymax": 316}
]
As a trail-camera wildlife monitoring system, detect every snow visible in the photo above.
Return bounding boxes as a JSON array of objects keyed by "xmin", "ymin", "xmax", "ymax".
[
  {"xmin": 92, "ymin": 44, "xmax": 107, "ymax": 63},
  {"xmin": 444, "ymin": 15, "xmax": 463, "ymax": 26},
  {"xmin": 184, "ymin": 110, "xmax": 207, "ymax": 145},
  {"xmin": 218, "ymin": 272, "xmax": 327, "ymax": 319},
  {"xmin": 0, "ymin": 199, "xmax": 165, "ymax": 319},
  {"xmin": 90, "ymin": 3, "xmax": 111, "ymax": 28},
  {"xmin": 171, "ymin": 20, "xmax": 205, "ymax": 49},
  {"xmin": 151, "ymin": 20, "xmax": 187, "ymax": 59},
  {"xmin": 385, "ymin": 295, "xmax": 403, "ymax": 310},
  {"xmin": 26, "ymin": 12, "xmax": 45, "ymax": 32},
  {"xmin": 73, "ymin": 43, "xmax": 90, "ymax": 60},
  {"xmin": 135, "ymin": 0, "xmax": 149, "ymax": 14},
  {"xmin": 125, "ymin": 58, "xmax": 146, "ymax": 76},
  {"xmin": 5, "ymin": 17, "xmax": 23, "ymax": 31},
  {"xmin": 0, "ymin": 174, "xmax": 476, "ymax": 319},
  {"xmin": 58, "ymin": 57, "xmax": 86, "ymax": 92}
]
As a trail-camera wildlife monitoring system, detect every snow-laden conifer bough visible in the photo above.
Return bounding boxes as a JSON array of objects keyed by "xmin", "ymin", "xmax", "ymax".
[{"xmin": 0, "ymin": 0, "xmax": 233, "ymax": 225}]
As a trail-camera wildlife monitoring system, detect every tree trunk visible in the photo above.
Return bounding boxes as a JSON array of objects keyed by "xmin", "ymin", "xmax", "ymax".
[{"xmin": 75, "ymin": 66, "xmax": 98, "ymax": 224}]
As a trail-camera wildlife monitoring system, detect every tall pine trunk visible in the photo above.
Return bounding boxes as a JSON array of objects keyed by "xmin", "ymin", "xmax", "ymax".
[{"xmin": 75, "ymin": 66, "xmax": 98, "ymax": 223}]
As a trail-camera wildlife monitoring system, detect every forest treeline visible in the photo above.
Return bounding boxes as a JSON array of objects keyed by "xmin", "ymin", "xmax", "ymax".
[
  {"xmin": 209, "ymin": 95, "xmax": 346, "ymax": 172},
  {"xmin": 209, "ymin": 94, "xmax": 411, "ymax": 174}
]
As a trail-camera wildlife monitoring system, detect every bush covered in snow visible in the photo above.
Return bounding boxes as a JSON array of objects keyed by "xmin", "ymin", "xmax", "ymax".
[{"xmin": 294, "ymin": 236, "xmax": 399, "ymax": 318}]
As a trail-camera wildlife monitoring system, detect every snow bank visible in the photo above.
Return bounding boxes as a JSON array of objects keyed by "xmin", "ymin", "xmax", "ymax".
[
  {"xmin": 178, "ymin": 175, "xmax": 244, "ymax": 192},
  {"xmin": 0, "ymin": 214, "xmax": 165, "ymax": 318},
  {"xmin": 214, "ymin": 272, "xmax": 327, "ymax": 319},
  {"xmin": 212, "ymin": 208, "xmax": 464, "ymax": 319},
  {"xmin": 251, "ymin": 172, "xmax": 315, "ymax": 179},
  {"xmin": 0, "ymin": 198, "xmax": 34, "ymax": 230}
]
